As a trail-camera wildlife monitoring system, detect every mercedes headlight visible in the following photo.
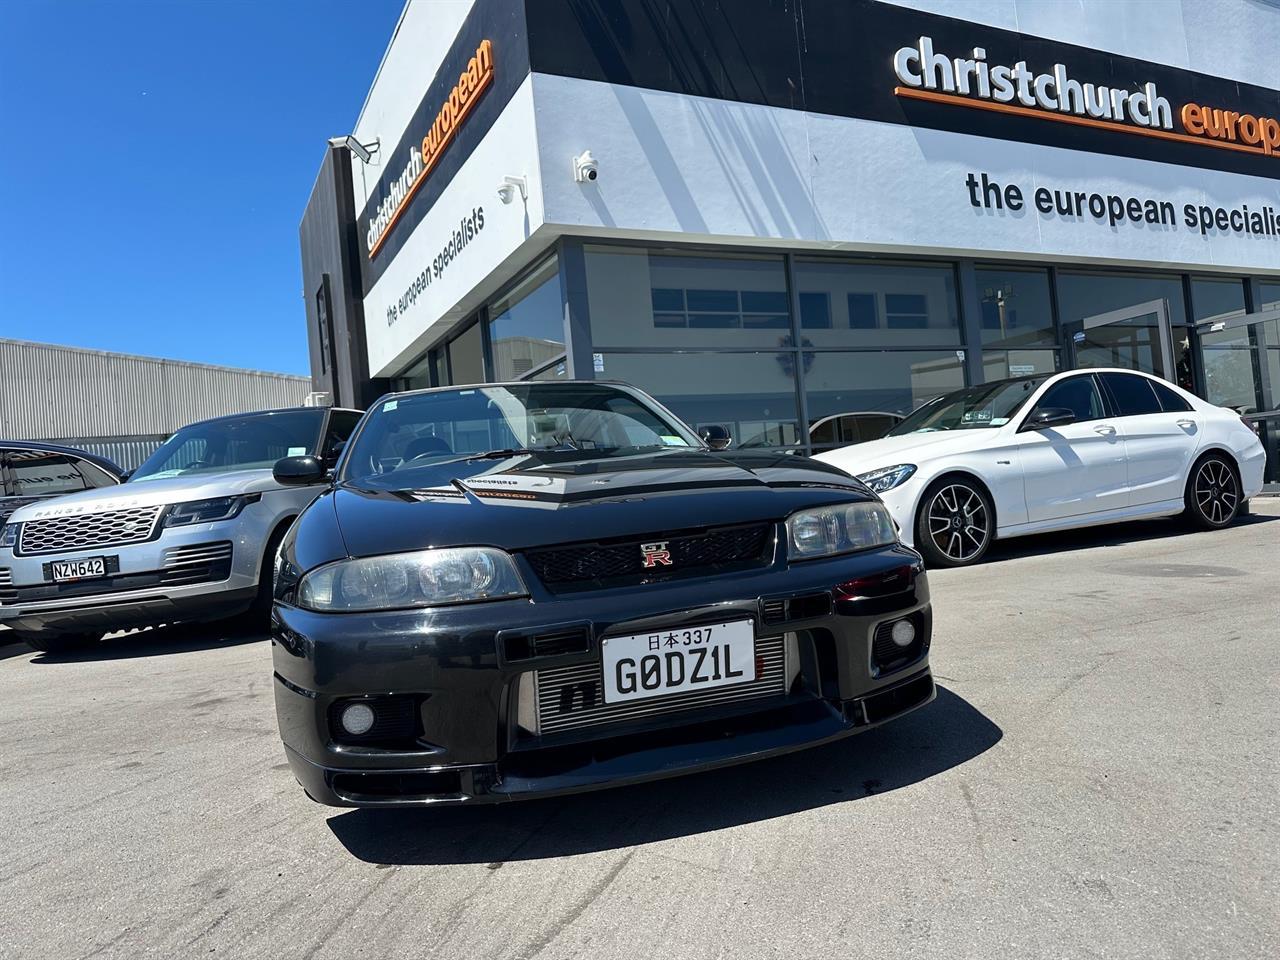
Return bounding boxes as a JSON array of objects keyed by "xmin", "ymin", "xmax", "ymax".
[
  {"xmin": 786, "ymin": 502, "xmax": 897, "ymax": 560},
  {"xmin": 164, "ymin": 495, "xmax": 260, "ymax": 527},
  {"xmin": 855, "ymin": 463, "xmax": 917, "ymax": 494},
  {"xmin": 297, "ymin": 547, "xmax": 527, "ymax": 612}
]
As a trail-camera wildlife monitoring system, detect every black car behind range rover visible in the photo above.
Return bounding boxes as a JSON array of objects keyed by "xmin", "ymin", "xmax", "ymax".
[{"xmin": 271, "ymin": 382, "xmax": 935, "ymax": 806}]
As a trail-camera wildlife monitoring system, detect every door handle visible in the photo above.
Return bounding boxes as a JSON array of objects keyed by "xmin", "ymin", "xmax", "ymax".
[
  {"xmin": 1177, "ymin": 419, "xmax": 1196, "ymax": 429},
  {"xmin": 1094, "ymin": 425, "xmax": 1116, "ymax": 436}
]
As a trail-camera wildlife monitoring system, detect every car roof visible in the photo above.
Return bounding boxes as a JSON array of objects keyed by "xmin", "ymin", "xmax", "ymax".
[
  {"xmin": 175, "ymin": 406, "xmax": 363, "ymax": 429},
  {"xmin": 0, "ymin": 440, "xmax": 124, "ymax": 477},
  {"xmin": 377, "ymin": 379, "xmax": 639, "ymax": 403}
]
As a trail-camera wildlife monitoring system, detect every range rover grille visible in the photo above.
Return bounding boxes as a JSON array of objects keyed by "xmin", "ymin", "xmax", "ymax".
[
  {"xmin": 533, "ymin": 633, "xmax": 786, "ymax": 737},
  {"xmin": 17, "ymin": 506, "xmax": 163, "ymax": 556}
]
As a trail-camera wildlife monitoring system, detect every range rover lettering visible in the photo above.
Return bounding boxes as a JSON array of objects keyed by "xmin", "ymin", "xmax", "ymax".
[{"xmin": 270, "ymin": 381, "xmax": 935, "ymax": 807}]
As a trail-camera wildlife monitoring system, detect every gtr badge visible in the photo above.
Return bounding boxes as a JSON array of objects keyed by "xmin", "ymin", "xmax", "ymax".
[{"xmin": 640, "ymin": 541, "xmax": 673, "ymax": 568}]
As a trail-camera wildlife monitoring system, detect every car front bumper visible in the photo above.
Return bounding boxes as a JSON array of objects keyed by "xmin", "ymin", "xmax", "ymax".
[
  {"xmin": 0, "ymin": 515, "xmax": 265, "ymax": 635},
  {"xmin": 272, "ymin": 545, "xmax": 935, "ymax": 807}
]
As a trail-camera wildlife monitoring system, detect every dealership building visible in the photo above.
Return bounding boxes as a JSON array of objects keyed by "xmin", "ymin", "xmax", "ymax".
[{"xmin": 300, "ymin": 0, "xmax": 1280, "ymax": 483}]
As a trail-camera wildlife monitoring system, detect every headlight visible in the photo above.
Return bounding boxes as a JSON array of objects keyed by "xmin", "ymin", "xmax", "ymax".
[
  {"xmin": 0, "ymin": 523, "xmax": 17, "ymax": 548},
  {"xmin": 855, "ymin": 463, "xmax": 917, "ymax": 494},
  {"xmin": 164, "ymin": 495, "xmax": 260, "ymax": 527},
  {"xmin": 297, "ymin": 547, "xmax": 527, "ymax": 612},
  {"xmin": 786, "ymin": 502, "xmax": 897, "ymax": 560}
]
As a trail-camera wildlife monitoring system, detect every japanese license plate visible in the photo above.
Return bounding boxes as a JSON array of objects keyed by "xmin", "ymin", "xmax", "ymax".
[
  {"xmin": 49, "ymin": 557, "xmax": 109, "ymax": 582},
  {"xmin": 601, "ymin": 619, "xmax": 755, "ymax": 704}
]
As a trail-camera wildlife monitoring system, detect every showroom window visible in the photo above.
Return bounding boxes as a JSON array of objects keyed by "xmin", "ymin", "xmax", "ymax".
[
  {"xmin": 1057, "ymin": 271, "xmax": 1192, "ymax": 389},
  {"xmin": 976, "ymin": 266, "xmax": 1056, "ymax": 347},
  {"xmin": 1191, "ymin": 277, "xmax": 1246, "ymax": 324},
  {"xmin": 585, "ymin": 247, "xmax": 790, "ymax": 348},
  {"xmin": 488, "ymin": 256, "xmax": 565, "ymax": 380},
  {"xmin": 981, "ymin": 350, "xmax": 1060, "ymax": 382},
  {"xmin": 793, "ymin": 259, "xmax": 960, "ymax": 347},
  {"xmin": 593, "ymin": 352, "xmax": 801, "ymax": 449},
  {"xmin": 1260, "ymin": 281, "xmax": 1280, "ymax": 311},
  {"xmin": 804, "ymin": 351, "xmax": 966, "ymax": 452}
]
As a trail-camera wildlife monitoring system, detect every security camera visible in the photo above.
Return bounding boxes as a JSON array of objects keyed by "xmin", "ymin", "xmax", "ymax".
[
  {"xmin": 572, "ymin": 150, "xmax": 599, "ymax": 183},
  {"xmin": 497, "ymin": 175, "xmax": 527, "ymax": 204}
]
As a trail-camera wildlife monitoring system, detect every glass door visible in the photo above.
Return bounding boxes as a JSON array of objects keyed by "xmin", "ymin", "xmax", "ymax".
[
  {"xmin": 1197, "ymin": 307, "xmax": 1277, "ymax": 415},
  {"xmin": 1069, "ymin": 298, "xmax": 1175, "ymax": 379}
]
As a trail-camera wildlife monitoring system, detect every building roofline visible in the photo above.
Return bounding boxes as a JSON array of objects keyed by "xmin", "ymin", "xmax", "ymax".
[{"xmin": 0, "ymin": 338, "xmax": 311, "ymax": 382}]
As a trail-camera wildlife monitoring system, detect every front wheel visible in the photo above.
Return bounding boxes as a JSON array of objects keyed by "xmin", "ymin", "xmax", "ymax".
[
  {"xmin": 19, "ymin": 631, "xmax": 103, "ymax": 655},
  {"xmin": 914, "ymin": 478, "xmax": 994, "ymax": 568},
  {"xmin": 1184, "ymin": 454, "xmax": 1241, "ymax": 530}
]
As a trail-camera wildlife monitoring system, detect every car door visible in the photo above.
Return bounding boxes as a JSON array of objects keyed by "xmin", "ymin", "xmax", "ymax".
[
  {"xmin": 1017, "ymin": 374, "xmax": 1129, "ymax": 523},
  {"xmin": 1098, "ymin": 372, "xmax": 1201, "ymax": 508}
]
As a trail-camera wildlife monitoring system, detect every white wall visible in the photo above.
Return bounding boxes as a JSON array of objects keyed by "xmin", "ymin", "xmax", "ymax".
[{"xmin": 533, "ymin": 72, "xmax": 1280, "ymax": 275}]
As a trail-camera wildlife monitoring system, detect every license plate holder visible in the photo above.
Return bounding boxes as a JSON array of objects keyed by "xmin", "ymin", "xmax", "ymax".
[
  {"xmin": 48, "ymin": 556, "xmax": 112, "ymax": 583},
  {"xmin": 601, "ymin": 619, "xmax": 756, "ymax": 704}
]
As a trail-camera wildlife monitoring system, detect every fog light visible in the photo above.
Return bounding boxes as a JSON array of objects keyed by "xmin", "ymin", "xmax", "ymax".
[
  {"xmin": 340, "ymin": 702, "xmax": 376, "ymax": 736},
  {"xmin": 890, "ymin": 619, "xmax": 916, "ymax": 647}
]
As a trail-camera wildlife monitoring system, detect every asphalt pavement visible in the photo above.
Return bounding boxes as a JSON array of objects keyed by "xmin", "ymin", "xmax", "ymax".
[{"xmin": 2, "ymin": 502, "xmax": 1277, "ymax": 960}]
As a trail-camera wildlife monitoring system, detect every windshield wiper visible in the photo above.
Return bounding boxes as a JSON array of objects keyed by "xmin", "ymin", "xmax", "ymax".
[{"xmin": 460, "ymin": 448, "xmax": 532, "ymax": 462}]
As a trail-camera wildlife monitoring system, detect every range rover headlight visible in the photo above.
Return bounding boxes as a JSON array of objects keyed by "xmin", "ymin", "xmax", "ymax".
[
  {"xmin": 297, "ymin": 547, "xmax": 527, "ymax": 612},
  {"xmin": 164, "ymin": 494, "xmax": 261, "ymax": 527},
  {"xmin": 0, "ymin": 523, "xmax": 17, "ymax": 548},
  {"xmin": 855, "ymin": 464, "xmax": 917, "ymax": 494},
  {"xmin": 786, "ymin": 503, "xmax": 897, "ymax": 560}
]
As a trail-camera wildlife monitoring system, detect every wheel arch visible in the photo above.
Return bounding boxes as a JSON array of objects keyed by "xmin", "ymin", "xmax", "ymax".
[{"xmin": 913, "ymin": 469, "xmax": 1001, "ymax": 541}]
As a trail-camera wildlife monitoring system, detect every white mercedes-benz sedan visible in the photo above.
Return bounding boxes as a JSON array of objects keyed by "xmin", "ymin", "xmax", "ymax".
[{"xmin": 814, "ymin": 368, "xmax": 1266, "ymax": 567}]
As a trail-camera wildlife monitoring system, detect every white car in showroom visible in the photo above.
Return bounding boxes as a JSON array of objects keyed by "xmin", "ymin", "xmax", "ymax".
[{"xmin": 815, "ymin": 368, "xmax": 1266, "ymax": 567}]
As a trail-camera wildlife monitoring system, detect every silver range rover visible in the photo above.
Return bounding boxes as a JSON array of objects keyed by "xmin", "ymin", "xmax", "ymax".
[{"xmin": 0, "ymin": 406, "xmax": 362, "ymax": 655}]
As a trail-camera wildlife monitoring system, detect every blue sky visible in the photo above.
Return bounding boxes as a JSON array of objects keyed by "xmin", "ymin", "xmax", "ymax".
[{"xmin": 0, "ymin": 0, "xmax": 403, "ymax": 375}]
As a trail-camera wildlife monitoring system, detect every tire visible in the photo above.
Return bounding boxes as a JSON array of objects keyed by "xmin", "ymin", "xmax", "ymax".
[
  {"xmin": 19, "ymin": 631, "xmax": 103, "ymax": 655},
  {"xmin": 914, "ymin": 476, "xmax": 995, "ymax": 568},
  {"xmin": 1184, "ymin": 453, "xmax": 1241, "ymax": 530}
]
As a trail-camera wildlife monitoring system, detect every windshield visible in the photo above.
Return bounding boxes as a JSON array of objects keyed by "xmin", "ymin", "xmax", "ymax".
[
  {"xmin": 887, "ymin": 378, "xmax": 1046, "ymax": 435},
  {"xmin": 341, "ymin": 383, "xmax": 699, "ymax": 486},
  {"xmin": 130, "ymin": 410, "xmax": 325, "ymax": 482}
]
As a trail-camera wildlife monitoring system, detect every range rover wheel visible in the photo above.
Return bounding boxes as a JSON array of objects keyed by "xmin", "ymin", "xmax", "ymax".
[
  {"xmin": 1184, "ymin": 453, "xmax": 1240, "ymax": 530},
  {"xmin": 915, "ymin": 477, "xmax": 994, "ymax": 568},
  {"xmin": 20, "ymin": 631, "xmax": 103, "ymax": 655}
]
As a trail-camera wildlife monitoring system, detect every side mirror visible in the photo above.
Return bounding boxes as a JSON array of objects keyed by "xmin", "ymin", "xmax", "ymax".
[
  {"xmin": 1020, "ymin": 407, "xmax": 1077, "ymax": 432},
  {"xmin": 699, "ymin": 424, "xmax": 733, "ymax": 451},
  {"xmin": 273, "ymin": 455, "xmax": 327, "ymax": 486}
]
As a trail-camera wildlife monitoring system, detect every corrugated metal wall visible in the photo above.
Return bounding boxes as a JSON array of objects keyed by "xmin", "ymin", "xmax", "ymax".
[
  {"xmin": 45, "ymin": 436, "xmax": 167, "ymax": 472},
  {"xmin": 0, "ymin": 339, "xmax": 314, "ymax": 440}
]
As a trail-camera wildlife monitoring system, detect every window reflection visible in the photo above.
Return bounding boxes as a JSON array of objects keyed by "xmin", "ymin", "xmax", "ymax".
[
  {"xmin": 804, "ymin": 351, "xmax": 966, "ymax": 450},
  {"xmin": 586, "ymin": 247, "xmax": 789, "ymax": 348},
  {"xmin": 982, "ymin": 350, "xmax": 1060, "ymax": 382},
  {"xmin": 1058, "ymin": 272, "xmax": 1189, "ymax": 388},
  {"xmin": 976, "ymin": 266, "xmax": 1055, "ymax": 347},
  {"xmin": 794, "ymin": 260, "xmax": 960, "ymax": 346},
  {"xmin": 488, "ymin": 257, "xmax": 564, "ymax": 380},
  {"xmin": 595, "ymin": 352, "xmax": 799, "ymax": 449}
]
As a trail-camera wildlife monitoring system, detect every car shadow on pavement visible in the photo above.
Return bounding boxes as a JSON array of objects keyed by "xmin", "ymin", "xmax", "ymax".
[
  {"xmin": 327, "ymin": 685, "xmax": 1000, "ymax": 865},
  {"xmin": 22, "ymin": 621, "xmax": 268, "ymax": 663},
  {"xmin": 980, "ymin": 510, "xmax": 1277, "ymax": 565}
]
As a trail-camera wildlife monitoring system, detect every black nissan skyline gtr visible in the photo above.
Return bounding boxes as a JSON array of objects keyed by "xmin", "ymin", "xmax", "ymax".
[{"xmin": 270, "ymin": 381, "xmax": 935, "ymax": 807}]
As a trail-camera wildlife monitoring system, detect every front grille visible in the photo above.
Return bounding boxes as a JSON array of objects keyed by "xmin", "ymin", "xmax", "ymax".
[
  {"xmin": 0, "ymin": 568, "xmax": 14, "ymax": 604},
  {"xmin": 533, "ymin": 633, "xmax": 787, "ymax": 737},
  {"xmin": 762, "ymin": 592, "xmax": 832, "ymax": 625},
  {"xmin": 17, "ymin": 505, "xmax": 163, "ymax": 556},
  {"xmin": 161, "ymin": 541, "xmax": 233, "ymax": 585},
  {"xmin": 525, "ymin": 522, "xmax": 773, "ymax": 591},
  {"xmin": 503, "ymin": 626, "xmax": 591, "ymax": 662}
]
